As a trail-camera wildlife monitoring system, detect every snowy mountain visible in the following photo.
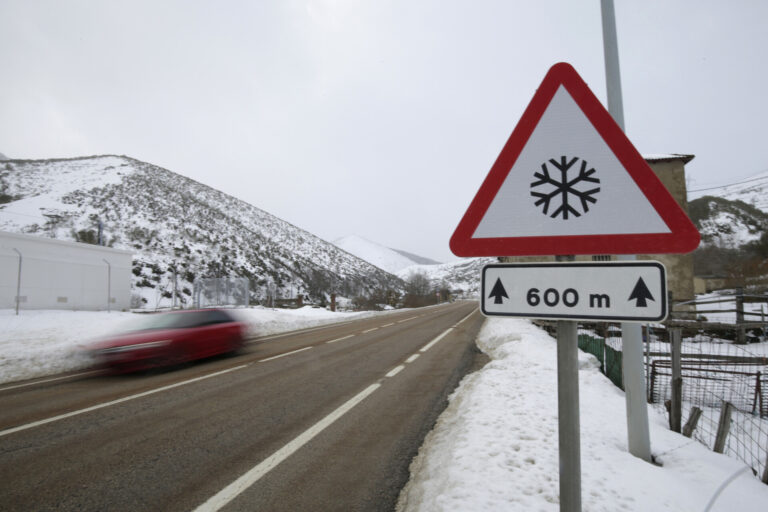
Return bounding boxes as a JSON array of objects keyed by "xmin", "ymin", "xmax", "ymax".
[
  {"xmin": 0, "ymin": 155, "xmax": 404, "ymax": 307},
  {"xmin": 688, "ymin": 195, "xmax": 768, "ymax": 248},
  {"xmin": 687, "ymin": 170, "xmax": 768, "ymax": 249},
  {"xmin": 333, "ymin": 235, "xmax": 433, "ymax": 274},
  {"xmin": 397, "ymin": 257, "xmax": 496, "ymax": 298},
  {"xmin": 690, "ymin": 170, "xmax": 768, "ymax": 213},
  {"xmin": 332, "ymin": 234, "xmax": 487, "ymax": 298},
  {"xmin": 390, "ymin": 248, "xmax": 440, "ymax": 266}
]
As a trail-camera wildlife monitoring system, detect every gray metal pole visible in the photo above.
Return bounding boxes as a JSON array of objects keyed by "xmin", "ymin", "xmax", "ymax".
[
  {"xmin": 103, "ymin": 259, "xmax": 111, "ymax": 313},
  {"xmin": 601, "ymin": 0, "xmax": 652, "ymax": 462},
  {"xmin": 557, "ymin": 320, "xmax": 581, "ymax": 512},
  {"xmin": 670, "ymin": 328, "xmax": 683, "ymax": 432},
  {"xmin": 12, "ymin": 248, "xmax": 21, "ymax": 316},
  {"xmin": 601, "ymin": 0, "xmax": 624, "ymax": 131}
]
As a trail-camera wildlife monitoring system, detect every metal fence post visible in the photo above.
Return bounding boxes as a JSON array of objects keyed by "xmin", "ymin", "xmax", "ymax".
[
  {"xmin": 670, "ymin": 328, "xmax": 682, "ymax": 433},
  {"xmin": 102, "ymin": 259, "xmax": 111, "ymax": 313}
]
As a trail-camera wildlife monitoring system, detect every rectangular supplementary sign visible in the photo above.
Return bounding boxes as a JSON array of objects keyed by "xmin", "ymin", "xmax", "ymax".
[{"xmin": 481, "ymin": 262, "xmax": 667, "ymax": 322}]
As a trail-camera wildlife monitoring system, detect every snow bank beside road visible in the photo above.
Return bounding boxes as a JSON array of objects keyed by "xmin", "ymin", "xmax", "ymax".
[
  {"xmin": 398, "ymin": 318, "xmax": 768, "ymax": 511},
  {"xmin": 0, "ymin": 307, "xmax": 375, "ymax": 385}
]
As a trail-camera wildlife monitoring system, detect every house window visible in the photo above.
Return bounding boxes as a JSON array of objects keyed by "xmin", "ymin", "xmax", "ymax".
[{"xmin": 592, "ymin": 255, "xmax": 612, "ymax": 261}]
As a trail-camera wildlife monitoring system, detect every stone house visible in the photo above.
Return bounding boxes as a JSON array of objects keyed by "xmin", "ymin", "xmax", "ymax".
[{"xmin": 500, "ymin": 154, "xmax": 697, "ymax": 310}]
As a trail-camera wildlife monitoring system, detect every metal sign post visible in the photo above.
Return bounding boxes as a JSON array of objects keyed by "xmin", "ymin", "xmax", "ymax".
[
  {"xmin": 557, "ymin": 320, "xmax": 581, "ymax": 512},
  {"xmin": 481, "ymin": 260, "xmax": 668, "ymax": 511}
]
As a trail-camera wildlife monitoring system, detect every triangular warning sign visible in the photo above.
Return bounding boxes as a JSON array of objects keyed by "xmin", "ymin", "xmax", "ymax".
[{"xmin": 450, "ymin": 62, "xmax": 700, "ymax": 257}]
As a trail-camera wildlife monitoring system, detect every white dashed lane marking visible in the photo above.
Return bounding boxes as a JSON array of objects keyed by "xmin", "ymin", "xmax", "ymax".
[{"xmin": 258, "ymin": 347, "xmax": 312, "ymax": 363}]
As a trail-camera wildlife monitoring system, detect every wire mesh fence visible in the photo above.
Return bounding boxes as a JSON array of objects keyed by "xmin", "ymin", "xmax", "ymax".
[
  {"xmin": 568, "ymin": 320, "xmax": 768, "ymax": 483},
  {"xmin": 193, "ymin": 277, "xmax": 250, "ymax": 308},
  {"xmin": 646, "ymin": 324, "xmax": 767, "ymax": 482}
]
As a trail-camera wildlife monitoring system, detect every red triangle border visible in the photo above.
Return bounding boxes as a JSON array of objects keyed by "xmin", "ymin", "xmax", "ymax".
[{"xmin": 450, "ymin": 62, "xmax": 701, "ymax": 257}]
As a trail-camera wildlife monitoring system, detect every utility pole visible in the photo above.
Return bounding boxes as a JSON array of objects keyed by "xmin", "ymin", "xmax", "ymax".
[
  {"xmin": 13, "ymin": 248, "xmax": 22, "ymax": 315},
  {"xmin": 102, "ymin": 259, "xmax": 111, "ymax": 313},
  {"xmin": 601, "ymin": 0, "xmax": 652, "ymax": 462}
]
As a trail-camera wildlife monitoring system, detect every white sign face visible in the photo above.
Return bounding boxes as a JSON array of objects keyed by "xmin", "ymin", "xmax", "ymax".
[
  {"xmin": 481, "ymin": 262, "xmax": 667, "ymax": 322},
  {"xmin": 472, "ymin": 86, "xmax": 671, "ymax": 239}
]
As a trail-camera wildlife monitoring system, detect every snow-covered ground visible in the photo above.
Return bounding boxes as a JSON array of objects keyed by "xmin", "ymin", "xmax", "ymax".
[
  {"xmin": 397, "ymin": 318, "xmax": 768, "ymax": 511},
  {"xmin": 2, "ymin": 309, "xmax": 767, "ymax": 509},
  {"xmin": 693, "ymin": 291, "xmax": 768, "ymax": 324}
]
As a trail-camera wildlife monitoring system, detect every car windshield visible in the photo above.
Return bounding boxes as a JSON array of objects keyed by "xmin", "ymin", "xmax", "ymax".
[{"xmin": 124, "ymin": 312, "xmax": 211, "ymax": 332}]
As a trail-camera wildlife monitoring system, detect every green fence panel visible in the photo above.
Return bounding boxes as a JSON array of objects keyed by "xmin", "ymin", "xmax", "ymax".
[
  {"xmin": 578, "ymin": 334, "xmax": 605, "ymax": 372},
  {"xmin": 604, "ymin": 345, "xmax": 624, "ymax": 390}
]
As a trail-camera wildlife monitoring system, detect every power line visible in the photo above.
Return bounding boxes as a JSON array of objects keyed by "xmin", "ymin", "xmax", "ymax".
[{"xmin": 689, "ymin": 173, "xmax": 768, "ymax": 193}]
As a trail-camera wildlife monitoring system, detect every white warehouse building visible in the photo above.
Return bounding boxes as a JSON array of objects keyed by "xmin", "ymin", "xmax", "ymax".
[{"xmin": 0, "ymin": 231, "xmax": 132, "ymax": 311}]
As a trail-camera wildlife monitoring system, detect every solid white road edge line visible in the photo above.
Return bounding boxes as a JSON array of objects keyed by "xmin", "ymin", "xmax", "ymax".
[
  {"xmin": 419, "ymin": 307, "xmax": 478, "ymax": 354},
  {"xmin": 193, "ymin": 382, "xmax": 382, "ymax": 512},
  {"xmin": 453, "ymin": 309, "xmax": 478, "ymax": 328},
  {"xmin": 258, "ymin": 346, "xmax": 312, "ymax": 363},
  {"xmin": 385, "ymin": 365, "xmax": 404, "ymax": 378},
  {"xmin": 325, "ymin": 334, "xmax": 354, "ymax": 344},
  {"xmin": 0, "ymin": 370, "xmax": 99, "ymax": 393},
  {"xmin": 0, "ymin": 364, "xmax": 250, "ymax": 438}
]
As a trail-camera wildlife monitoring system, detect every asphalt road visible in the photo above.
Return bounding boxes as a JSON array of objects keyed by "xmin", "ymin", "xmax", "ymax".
[{"xmin": 0, "ymin": 301, "xmax": 485, "ymax": 511}]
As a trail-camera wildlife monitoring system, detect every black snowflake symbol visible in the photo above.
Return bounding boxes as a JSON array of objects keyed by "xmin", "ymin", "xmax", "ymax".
[{"xmin": 530, "ymin": 156, "xmax": 600, "ymax": 220}]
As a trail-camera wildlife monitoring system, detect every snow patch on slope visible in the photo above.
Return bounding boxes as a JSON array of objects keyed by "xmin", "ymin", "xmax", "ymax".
[
  {"xmin": 334, "ymin": 234, "xmax": 423, "ymax": 274},
  {"xmin": 398, "ymin": 258, "xmax": 495, "ymax": 298}
]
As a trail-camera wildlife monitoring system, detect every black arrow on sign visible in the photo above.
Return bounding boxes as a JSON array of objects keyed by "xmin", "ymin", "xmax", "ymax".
[
  {"xmin": 488, "ymin": 278, "xmax": 509, "ymax": 304},
  {"xmin": 628, "ymin": 277, "xmax": 654, "ymax": 307}
]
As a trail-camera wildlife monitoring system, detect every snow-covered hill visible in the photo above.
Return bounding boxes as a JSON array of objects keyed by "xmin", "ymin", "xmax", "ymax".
[
  {"xmin": 687, "ymin": 170, "xmax": 768, "ymax": 249},
  {"xmin": 398, "ymin": 257, "xmax": 496, "ymax": 298},
  {"xmin": 0, "ymin": 155, "xmax": 403, "ymax": 307},
  {"xmin": 332, "ymin": 234, "xmax": 490, "ymax": 298},
  {"xmin": 690, "ymin": 170, "xmax": 768, "ymax": 213},
  {"xmin": 333, "ymin": 234, "xmax": 431, "ymax": 274},
  {"xmin": 689, "ymin": 195, "xmax": 768, "ymax": 247}
]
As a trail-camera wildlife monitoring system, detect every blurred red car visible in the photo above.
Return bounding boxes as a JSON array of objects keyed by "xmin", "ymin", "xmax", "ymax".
[{"xmin": 90, "ymin": 309, "xmax": 247, "ymax": 373}]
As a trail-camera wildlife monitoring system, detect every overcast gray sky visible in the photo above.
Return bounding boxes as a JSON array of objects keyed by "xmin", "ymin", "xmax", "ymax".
[{"xmin": 2, "ymin": 1, "xmax": 767, "ymax": 262}]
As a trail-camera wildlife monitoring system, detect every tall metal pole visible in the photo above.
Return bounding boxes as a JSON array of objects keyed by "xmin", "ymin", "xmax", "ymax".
[
  {"xmin": 103, "ymin": 259, "xmax": 111, "ymax": 313},
  {"xmin": 557, "ymin": 320, "xmax": 581, "ymax": 512},
  {"xmin": 601, "ymin": 0, "xmax": 652, "ymax": 462},
  {"xmin": 12, "ymin": 248, "xmax": 22, "ymax": 316}
]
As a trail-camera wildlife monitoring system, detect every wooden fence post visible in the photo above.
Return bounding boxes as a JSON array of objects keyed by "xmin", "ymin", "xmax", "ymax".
[
  {"xmin": 670, "ymin": 328, "xmax": 682, "ymax": 433},
  {"xmin": 736, "ymin": 288, "xmax": 746, "ymax": 344},
  {"xmin": 713, "ymin": 401, "xmax": 734, "ymax": 454},
  {"xmin": 763, "ymin": 447, "xmax": 768, "ymax": 485},
  {"xmin": 682, "ymin": 407, "xmax": 702, "ymax": 438}
]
